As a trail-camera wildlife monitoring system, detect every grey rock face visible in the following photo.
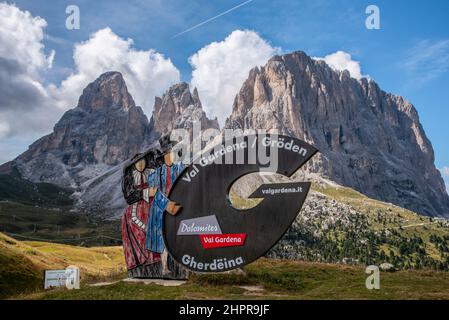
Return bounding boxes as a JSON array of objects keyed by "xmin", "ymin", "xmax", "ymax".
[
  {"xmin": 7, "ymin": 74, "xmax": 220, "ymax": 216},
  {"xmin": 225, "ymin": 51, "xmax": 449, "ymax": 217},
  {"xmin": 78, "ymin": 83, "xmax": 220, "ymax": 217},
  {"xmin": 147, "ymin": 82, "xmax": 219, "ymax": 143},
  {"xmin": 77, "ymin": 71, "xmax": 136, "ymax": 112},
  {"xmin": 5, "ymin": 53, "xmax": 448, "ymax": 219},
  {"xmin": 14, "ymin": 72, "xmax": 149, "ymax": 187},
  {"xmin": 76, "ymin": 164, "xmax": 127, "ymax": 218}
]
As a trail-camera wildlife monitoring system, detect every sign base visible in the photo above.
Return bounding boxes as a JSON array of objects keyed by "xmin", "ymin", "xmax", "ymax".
[{"xmin": 127, "ymin": 256, "xmax": 190, "ymax": 280}]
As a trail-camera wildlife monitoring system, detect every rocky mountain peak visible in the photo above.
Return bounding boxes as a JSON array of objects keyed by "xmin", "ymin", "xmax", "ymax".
[
  {"xmin": 77, "ymin": 71, "xmax": 135, "ymax": 112},
  {"xmin": 192, "ymin": 87, "xmax": 202, "ymax": 107},
  {"xmin": 157, "ymin": 82, "xmax": 199, "ymax": 113},
  {"xmin": 225, "ymin": 50, "xmax": 449, "ymax": 217},
  {"xmin": 12, "ymin": 72, "xmax": 148, "ymax": 186},
  {"xmin": 149, "ymin": 82, "xmax": 219, "ymax": 140},
  {"xmin": 3, "ymin": 52, "xmax": 447, "ymax": 218},
  {"xmin": 7, "ymin": 72, "xmax": 219, "ymax": 203}
]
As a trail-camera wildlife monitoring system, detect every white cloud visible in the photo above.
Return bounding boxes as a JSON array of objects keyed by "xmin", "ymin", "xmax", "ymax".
[
  {"xmin": 315, "ymin": 51, "xmax": 366, "ymax": 80},
  {"xmin": 0, "ymin": 5, "xmax": 373, "ymax": 164},
  {"xmin": 190, "ymin": 29, "xmax": 279, "ymax": 125},
  {"xmin": 0, "ymin": 3, "xmax": 180, "ymax": 142},
  {"xmin": 0, "ymin": 3, "xmax": 54, "ymax": 74},
  {"xmin": 190, "ymin": 33, "xmax": 367, "ymax": 124},
  {"xmin": 0, "ymin": 3, "xmax": 55, "ymax": 138},
  {"xmin": 51, "ymin": 28, "xmax": 180, "ymax": 114}
]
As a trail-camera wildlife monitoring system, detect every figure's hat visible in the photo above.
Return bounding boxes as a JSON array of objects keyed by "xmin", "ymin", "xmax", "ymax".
[
  {"xmin": 159, "ymin": 134, "xmax": 177, "ymax": 154},
  {"xmin": 130, "ymin": 147, "xmax": 160, "ymax": 164}
]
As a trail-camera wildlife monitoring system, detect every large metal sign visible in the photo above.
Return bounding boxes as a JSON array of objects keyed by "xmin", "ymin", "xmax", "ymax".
[{"xmin": 164, "ymin": 134, "xmax": 318, "ymax": 272}]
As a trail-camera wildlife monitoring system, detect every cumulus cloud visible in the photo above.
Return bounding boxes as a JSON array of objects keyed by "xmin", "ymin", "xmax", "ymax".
[
  {"xmin": 189, "ymin": 32, "xmax": 368, "ymax": 123},
  {"xmin": 190, "ymin": 29, "xmax": 279, "ymax": 125},
  {"xmin": 0, "ymin": 3, "xmax": 55, "ymax": 137},
  {"xmin": 0, "ymin": 3, "xmax": 54, "ymax": 73},
  {"xmin": 0, "ymin": 4, "xmax": 371, "ymax": 164},
  {"xmin": 315, "ymin": 51, "xmax": 366, "ymax": 80},
  {"xmin": 51, "ymin": 28, "xmax": 180, "ymax": 114},
  {"xmin": 0, "ymin": 3, "xmax": 180, "ymax": 142}
]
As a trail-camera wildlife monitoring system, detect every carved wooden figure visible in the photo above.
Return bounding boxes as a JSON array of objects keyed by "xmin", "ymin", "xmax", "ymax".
[{"xmin": 121, "ymin": 137, "xmax": 188, "ymax": 279}]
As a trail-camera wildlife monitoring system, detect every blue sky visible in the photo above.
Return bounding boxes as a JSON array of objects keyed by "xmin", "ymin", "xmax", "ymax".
[{"xmin": 1, "ymin": 0, "xmax": 449, "ymax": 186}]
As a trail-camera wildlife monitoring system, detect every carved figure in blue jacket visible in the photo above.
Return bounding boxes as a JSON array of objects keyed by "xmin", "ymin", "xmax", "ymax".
[{"xmin": 145, "ymin": 138, "xmax": 184, "ymax": 276}]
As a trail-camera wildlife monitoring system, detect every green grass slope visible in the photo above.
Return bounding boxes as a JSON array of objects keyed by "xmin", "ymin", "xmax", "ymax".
[
  {"xmin": 2, "ymin": 233, "xmax": 449, "ymax": 300},
  {"xmin": 311, "ymin": 183, "xmax": 449, "ymax": 268},
  {"xmin": 0, "ymin": 233, "xmax": 42, "ymax": 299},
  {"xmin": 22, "ymin": 258, "xmax": 449, "ymax": 300},
  {"xmin": 232, "ymin": 181, "xmax": 449, "ymax": 270},
  {"xmin": 0, "ymin": 232, "xmax": 125, "ymax": 299}
]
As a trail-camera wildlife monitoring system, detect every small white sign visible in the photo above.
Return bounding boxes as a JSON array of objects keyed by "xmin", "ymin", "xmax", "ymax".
[{"xmin": 44, "ymin": 266, "xmax": 80, "ymax": 289}]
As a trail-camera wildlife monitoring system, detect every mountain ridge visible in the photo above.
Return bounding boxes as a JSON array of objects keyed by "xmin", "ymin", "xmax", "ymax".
[
  {"xmin": 225, "ymin": 51, "xmax": 449, "ymax": 217},
  {"xmin": 1, "ymin": 50, "xmax": 448, "ymax": 217},
  {"xmin": 0, "ymin": 71, "xmax": 219, "ymax": 216}
]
